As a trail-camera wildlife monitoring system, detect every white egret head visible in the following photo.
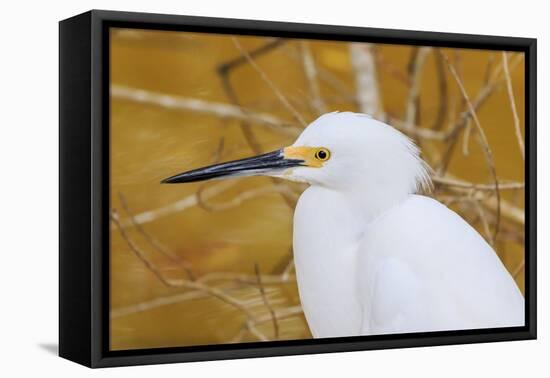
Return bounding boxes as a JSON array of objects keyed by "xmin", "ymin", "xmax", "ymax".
[{"xmin": 163, "ymin": 112, "xmax": 431, "ymax": 207}]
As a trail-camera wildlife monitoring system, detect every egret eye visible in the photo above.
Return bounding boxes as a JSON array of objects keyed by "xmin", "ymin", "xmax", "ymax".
[{"xmin": 314, "ymin": 148, "xmax": 330, "ymax": 161}]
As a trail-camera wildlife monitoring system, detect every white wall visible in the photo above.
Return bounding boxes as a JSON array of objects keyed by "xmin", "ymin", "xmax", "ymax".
[{"xmin": 1, "ymin": 0, "xmax": 547, "ymax": 376}]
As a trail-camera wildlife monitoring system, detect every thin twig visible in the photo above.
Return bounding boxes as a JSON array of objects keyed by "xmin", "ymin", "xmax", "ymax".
[
  {"xmin": 233, "ymin": 305, "xmax": 305, "ymax": 342},
  {"xmin": 502, "ymin": 52, "xmax": 525, "ymax": 160},
  {"xmin": 280, "ymin": 253, "xmax": 295, "ymax": 282},
  {"xmin": 245, "ymin": 320, "xmax": 269, "ymax": 341},
  {"xmin": 483, "ymin": 53, "xmax": 495, "ymax": 87},
  {"xmin": 432, "ymin": 49, "xmax": 449, "ymax": 131},
  {"xmin": 270, "ymin": 248, "xmax": 295, "ymax": 279},
  {"xmin": 436, "ymin": 52, "xmax": 524, "ymax": 173},
  {"xmin": 300, "ymin": 41, "xmax": 327, "ymax": 114},
  {"xmin": 255, "ymin": 263, "xmax": 280, "ymax": 339},
  {"xmin": 432, "ymin": 176, "xmax": 524, "ymax": 191},
  {"xmin": 375, "ymin": 51, "xmax": 410, "ymax": 86},
  {"xmin": 283, "ymin": 44, "xmax": 356, "ymax": 99},
  {"xmin": 462, "ymin": 119, "xmax": 473, "ymax": 156},
  {"xmin": 117, "ymin": 192, "xmax": 195, "ymax": 280},
  {"xmin": 219, "ymin": 67, "xmax": 264, "ymax": 154},
  {"xmin": 116, "ymin": 180, "xmax": 237, "ymax": 228},
  {"xmin": 443, "ymin": 186, "xmax": 524, "ymax": 226},
  {"xmin": 471, "ymin": 199, "xmax": 493, "ymax": 244},
  {"xmin": 197, "ymin": 184, "xmax": 298, "ymax": 212},
  {"xmin": 387, "ymin": 116, "xmax": 447, "ymax": 141},
  {"xmin": 111, "ymin": 209, "xmax": 258, "ymax": 320},
  {"xmin": 404, "ymin": 47, "xmax": 431, "ymax": 132},
  {"xmin": 349, "ymin": 42, "xmax": 382, "ymax": 116},
  {"xmin": 217, "ymin": 40, "xmax": 298, "ymax": 210},
  {"xmin": 198, "ymin": 272, "xmax": 296, "ymax": 285},
  {"xmin": 111, "ymin": 85, "xmax": 300, "ymax": 137},
  {"xmin": 111, "ymin": 272, "xmax": 297, "ymax": 319},
  {"xmin": 436, "ymin": 50, "xmax": 466, "ymax": 174},
  {"xmin": 443, "ymin": 54, "xmax": 501, "ymax": 244},
  {"xmin": 111, "ymin": 289, "xmax": 219, "ymax": 318},
  {"xmin": 219, "ymin": 38, "xmax": 285, "ymax": 74},
  {"xmin": 512, "ymin": 259, "xmax": 525, "ymax": 279},
  {"xmin": 231, "ymin": 37, "xmax": 307, "ymax": 127}
]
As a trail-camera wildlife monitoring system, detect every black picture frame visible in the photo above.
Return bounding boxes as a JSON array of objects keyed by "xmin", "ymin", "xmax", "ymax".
[{"xmin": 59, "ymin": 9, "xmax": 537, "ymax": 368}]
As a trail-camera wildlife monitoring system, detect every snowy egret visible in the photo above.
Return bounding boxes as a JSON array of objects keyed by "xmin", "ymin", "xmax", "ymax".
[{"xmin": 162, "ymin": 112, "xmax": 524, "ymax": 338}]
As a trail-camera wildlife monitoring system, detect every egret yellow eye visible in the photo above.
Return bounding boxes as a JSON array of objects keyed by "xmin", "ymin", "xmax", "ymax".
[{"xmin": 314, "ymin": 148, "xmax": 330, "ymax": 161}]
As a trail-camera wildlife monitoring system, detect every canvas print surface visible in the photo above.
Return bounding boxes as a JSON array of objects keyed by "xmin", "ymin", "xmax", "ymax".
[{"xmin": 109, "ymin": 28, "xmax": 526, "ymax": 351}]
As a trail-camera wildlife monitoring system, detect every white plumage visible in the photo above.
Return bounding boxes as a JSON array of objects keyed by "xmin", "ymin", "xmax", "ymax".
[
  {"xmin": 295, "ymin": 191, "xmax": 524, "ymax": 337},
  {"xmin": 290, "ymin": 113, "xmax": 524, "ymax": 337},
  {"xmin": 164, "ymin": 111, "xmax": 524, "ymax": 337}
]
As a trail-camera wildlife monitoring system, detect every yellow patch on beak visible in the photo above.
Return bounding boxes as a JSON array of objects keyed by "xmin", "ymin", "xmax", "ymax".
[{"xmin": 284, "ymin": 146, "xmax": 330, "ymax": 168}]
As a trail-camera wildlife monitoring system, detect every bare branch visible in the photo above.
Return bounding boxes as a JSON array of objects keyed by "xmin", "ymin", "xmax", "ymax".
[
  {"xmin": 231, "ymin": 305, "xmax": 305, "ymax": 342},
  {"xmin": 111, "ymin": 85, "xmax": 300, "ymax": 137},
  {"xmin": 432, "ymin": 176, "xmax": 524, "ymax": 191},
  {"xmin": 432, "ymin": 49, "xmax": 449, "ymax": 131},
  {"xmin": 471, "ymin": 199, "xmax": 493, "ymax": 244},
  {"xmin": 198, "ymin": 272, "xmax": 296, "ymax": 285},
  {"xmin": 483, "ymin": 196, "xmax": 524, "ymax": 226},
  {"xmin": 387, "ymin": 116, "xmax": 447, "ymax": 140},
  {"xmin": 281, "ymin": 257, "xmax": 295, "ymax": 282},
  {"xmin": 231, "ymin": 37, "xmax": 307, "ymax": 127},
  {"xmin": 404, "ymin": 47, "xmax": 431, "ymax": 132},
  {"xmin": 197, "ymin": 184, "xmax": 298, "ymax": 212},
  {"xmin": 111, "ymin": 272, "xmax": 297, "ymax": 319},
  {"xmin": 219, "ymin": 39, "xmax": 285, "ymax": 73},
  {"xmin": 512, "ymin": 259, "xmax": 525, "ymax": 279},
  {"xmin": 462, "ymin": 119, "xmax": 473, "ymax": 156},
  {"xmin": 245, "ymin": 320, "xmax": 269, "ymax": 341},
  {"xmin": 442, "ymin": 186, "xmax": 524, "ymax": 226},
  {"xmin": 112, "ymin": 290, "xmax": 213, "ymax": 319},
  {"xmin": 300, "ymin": 41, "xmax": 327, "ymax": 114},
  {"xmin": 116, "ymin": 180, "xmax": 237, "ymax": 228},
  {"xmin": 443, "ymin": 54, "xmax": 501, "ymax": 244},
  {"xmin": 349, "ymin": 43, "xmax": 382, "ymax": 116},
  {"xmin": 117, "ymin": 192, "xmax": 195, "ymax": 280},
  {"xmin": 255, "ymin": 263, "xmax": 280, "ymax": 339},
  {"xmin": 502, "ymin": 52, "xmax": 525, "ymax": 160},
  {"xmin": 375, "ymin": 51, "xmax": 410, "ymax": 86},
  {"xmin": 111, "ymin": 209, "xmax": 258, "ymax": 320},
  {"xmin": 436, "ymin": 52, "xmax": 524, "ymax": 173},
  {"xmin": 482, "ymin": 53, "xmax": 495, "ymax": 86},
  {"xmin": 218, "ymin": 40, "xmax": 299, "ymax": 210},
  {"xmin": 283, "ymin": 44, "xmax": 356, "ymax": 99}
]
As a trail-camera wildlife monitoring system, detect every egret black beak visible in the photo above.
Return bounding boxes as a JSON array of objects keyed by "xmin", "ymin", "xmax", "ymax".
[{"xmin": 161, "ymin": 149, "xmax": 304, "ymax": 184}]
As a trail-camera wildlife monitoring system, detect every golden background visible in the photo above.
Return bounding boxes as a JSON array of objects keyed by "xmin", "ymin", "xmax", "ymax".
[{"xmin": 109, "ymin": 28, "xmax": 525, "ymax": 350}]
